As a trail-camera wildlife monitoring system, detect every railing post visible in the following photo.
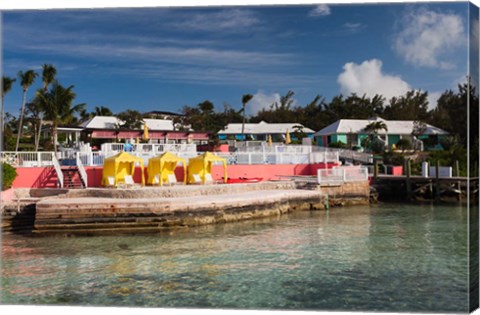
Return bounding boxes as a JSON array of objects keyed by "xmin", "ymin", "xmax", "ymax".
[{"xmin": 435, "ymin": 160, "xmax": 440, "ymax": 201}]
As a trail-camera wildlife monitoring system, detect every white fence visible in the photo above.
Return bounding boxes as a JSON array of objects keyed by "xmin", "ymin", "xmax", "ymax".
[
  {"xmin": 315, "ymin": 147, "xmax": 373, "ymax": 164},
  {"xmin": 317, "ymin": 166, "xmax": 369, "ymax": 184},
  {"xmin": 3, "ymin": 147, "xmax": 340, "ymax": 167},
  {"xmin": 101, "ymin": 143, "xmax": 197, "ymax": 155},
  {"xmin": 1, "ymin": 151, "xmax": 55, "ymax": 167}
]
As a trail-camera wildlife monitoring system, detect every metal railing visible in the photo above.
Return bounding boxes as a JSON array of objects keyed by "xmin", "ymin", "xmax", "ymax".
[
  {"xmin": 76, "ymin": 153, "xmax": 88, "ymax": 188},
  {"xmin": 52, "ymin": 154, "xmax": 64, "ymax": 188},
  {"xmin": 317, "ymin": 166, "xmax": 369, "ymax": 184}
]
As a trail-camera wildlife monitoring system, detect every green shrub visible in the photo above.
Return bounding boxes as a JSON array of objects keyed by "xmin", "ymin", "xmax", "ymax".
[
  {"xmin": 2, "ymin": 163, "xmax": 17, "ymax": 190},
  {"xmin": 328, "ymin": 141, "xmax": 347, "ymax": 148},
  {"xmin": 396, "ymin": 138, "xmax": 412, "ymax": 152}
]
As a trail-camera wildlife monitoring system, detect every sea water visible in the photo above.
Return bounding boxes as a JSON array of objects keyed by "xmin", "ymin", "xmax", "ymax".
[{"xmin": 0, "ymin": 203, "xmax": 472, "ymax": 312}]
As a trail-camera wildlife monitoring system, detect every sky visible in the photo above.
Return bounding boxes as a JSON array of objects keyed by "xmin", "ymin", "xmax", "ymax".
[{"xmin": 1, "ymin": 1, "xmax": 476, "ymax": 119}]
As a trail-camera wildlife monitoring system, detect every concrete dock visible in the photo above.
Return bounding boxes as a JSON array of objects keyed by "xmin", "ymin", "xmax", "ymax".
[{"xmin": 3, "ymin": 181, "xmax": 370, "ymax": 236}]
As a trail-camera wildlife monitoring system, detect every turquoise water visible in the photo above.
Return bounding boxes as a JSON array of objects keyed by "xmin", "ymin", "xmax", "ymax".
[{"xmin": 0, "ymin": 203, "xmax": 471, "ymax": 312}]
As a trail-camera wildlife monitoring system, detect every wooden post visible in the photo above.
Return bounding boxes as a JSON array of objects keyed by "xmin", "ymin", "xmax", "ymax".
[
  {"xmin": 435, "ymin": 160, "xmax": 440, "ymax": 201},
  {"xmin": 406, "ymin": 158, "xmax": 412, "ymax": 200},
  {"xmin": 373, "ymin": 158, "xmax": 378, "ymax": 180},
  {"xmin": 455, "ymin": 160, "xmax": 461, "ymax": 201}
]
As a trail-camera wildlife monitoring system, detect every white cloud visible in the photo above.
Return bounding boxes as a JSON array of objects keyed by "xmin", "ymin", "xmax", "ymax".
[
  {"xmin": 173, "ymin": 9, "xmax": 261, "ymax": 32},
  {"xmin": 247, "ymin": 91, "xmax": 281, "ymax": 115},
  {"xmin": 337, "ymin": 59, "xmax": 411, "ymax": 100},
  {"xmin": 427, "ymin": 91, "xmax": 442, "ymax": 110},
  {"xmin": 394, "ymin": 9, "xmax": 465, "ymax": 69},
  {"xmin": 309, "ymin": 4, "xmax": 331, "ymax": 17}
]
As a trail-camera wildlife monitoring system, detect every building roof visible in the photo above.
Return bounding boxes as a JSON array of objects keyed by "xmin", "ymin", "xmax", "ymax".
[
  {"xmin": 143, "ymin": 118, "xmax": 174, "ymax": 131},
  {"xmin": 80, "ymin": 116, "xmax": 119, "ymax": 129},
  {"xmin": 80, "ymin": 116, "xmax": 174, "ymax": 131},
  {"xmin": 218, "ymin": 121, "xmax": 315, "ymax": 135},
  {"xmin": 314, "ymin": 117, "xmax": 448, "ymax": 136}
]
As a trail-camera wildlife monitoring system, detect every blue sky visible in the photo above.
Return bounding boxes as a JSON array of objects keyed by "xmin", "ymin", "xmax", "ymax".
[{"xmin": 1, "ymin": 1, "xmax": 474, "ymax": 117}]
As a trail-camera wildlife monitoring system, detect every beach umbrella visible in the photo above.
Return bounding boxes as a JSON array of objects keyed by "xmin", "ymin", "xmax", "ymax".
[
  {"xmin": 285, "ymin": 129, "xmax": 291, "ymax": 144},
  {"xmin": 143, "ymin": 123, "xmax": 149, "ymax": 140}
]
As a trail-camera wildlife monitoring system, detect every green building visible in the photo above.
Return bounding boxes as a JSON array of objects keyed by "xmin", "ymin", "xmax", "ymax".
[{"xmin": 314, "ymin": 117, "xmax": 448, "ymax": 151}]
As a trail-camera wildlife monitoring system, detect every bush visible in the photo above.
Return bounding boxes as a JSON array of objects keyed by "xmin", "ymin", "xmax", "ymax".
[
  {"xmin": 328, "ymin": 141, "xmax": 347, "ymax": 148},
  {"xmin": 396, "ymin": 138, "xmax": 412, "ymax": 152},
  {"xmin": 370, "ymin": 139, "xmax": 386, "ymax": 154},
  {"xmin": 2, "ymin": 163, "xmax": 17, "ymax": 190}
]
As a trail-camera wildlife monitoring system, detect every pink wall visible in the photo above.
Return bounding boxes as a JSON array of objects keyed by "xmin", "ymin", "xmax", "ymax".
[
  {"xmin": 11, "ymin": 162, "xmax": 340, "ymax": 188},
  {"xmin": 12, "ymin": 167, "xmax": 59, "ymax": 188}
]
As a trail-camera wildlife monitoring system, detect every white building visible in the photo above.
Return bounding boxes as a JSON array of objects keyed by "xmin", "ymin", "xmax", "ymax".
[{"xmin": 218, "ymin": 121, "xmax": 315, "ymax": 141}]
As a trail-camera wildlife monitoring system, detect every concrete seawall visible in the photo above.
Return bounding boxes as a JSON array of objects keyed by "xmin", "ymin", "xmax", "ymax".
[{"xmin": 4, "ymin": 181, "xmax": 370, "ymax": 236}]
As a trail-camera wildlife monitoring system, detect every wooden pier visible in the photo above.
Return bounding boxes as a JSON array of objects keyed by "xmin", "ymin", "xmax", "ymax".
[{"xmin": 373, "ymin": 174, "xmax": 478, "ymax": 201}]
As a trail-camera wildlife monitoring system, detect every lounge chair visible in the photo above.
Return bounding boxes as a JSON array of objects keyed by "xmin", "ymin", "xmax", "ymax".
[
  {"xmin": 167, "ymin": 174, "xmax": 177, "ymax": 185},
  {"xmin": 124, "ymin": 175, "xmax": 138, "ymax": 188},
  {"xmin": 205, "ymin": 173, "xmax": 214, "ymax": 184},
  {"xmin": 107, "ymin": 176, "xmax": 115, "ymax": 187},
  {"xmin": 192, "ymin": 174, "xmax": 202, "ymax": 184}
]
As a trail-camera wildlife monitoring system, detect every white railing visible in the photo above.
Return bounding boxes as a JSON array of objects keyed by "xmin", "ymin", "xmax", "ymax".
[
  {"xmin": 316, "ymin": 147, "xmax": 373, "ymax": 164},
  {"xmin": 2, "ymin": 148, "xmax": 340, "ymax": 167},
  {"xmin": 52, "ymin": 154, "xmax": 64, "ymax": 188},
  {"xmin": 309, "ymin": 151, "xmax": 339, "ymax": 164},
  {"xmin": 101, "ymin": 142, "xmax": 197, "ymax": 155},
  {"xmin": 0, "ymin": 151, "xmax": 55, "ymax": 167},
  {"xmin": 317, "ymin": 166, "xmax": 369, "ymax": 184},
  {"xmin": 76, "ymin": 153, "xmax": 88, "ymax": 188}
]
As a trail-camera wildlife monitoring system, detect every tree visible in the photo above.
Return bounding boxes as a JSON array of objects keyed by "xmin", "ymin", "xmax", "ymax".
[
  {"xmin": 395, "ymin": 138, "xmax": 412, "ymax": 153},
  {"xmin": 241, "ymin": 94, "xmax": 253, "ymax": 139},
  {"xmin": 25, "ymin": 101, "xmax": 43, "ymax": 148},
  {"xmin": 115, "ymin": 109, "xmax": 143, "ymax": 130},
  {"xmin": 94, "ymin": 106, "xmax": 113, "ymax": 116},
  {"xmin": 16, "ymin": 70, "xmax": 38, "ymax": 152},
  {"xmin": 34, "ymin": 82, "xmax": 85, "ymax": 152},
  {"xmin": 364, "ymin": 121, "xmax": 388, "ymax": 134},
  {"xmin": 383, "ymin": 90, "xmax": 429, "ymax": 121},
  {"xmin": 411, "ymin": 120, "xmax": 427, "ymax": 152},
  {"xmin": 35, "ymin": 64, "xmax": 57, "ymax": 150},
  {"xmin": 363, "ymin": 121, "xmax": 388, "ymax": 153},
  {"xmin": 1, "ymin": 76, "xmax": 16, "ymax": 136}
]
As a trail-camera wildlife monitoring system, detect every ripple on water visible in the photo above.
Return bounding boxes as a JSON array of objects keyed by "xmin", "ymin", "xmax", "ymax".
[{"xmin": 0, "ymin": 203, "xmax": 470, "ymax": 312}]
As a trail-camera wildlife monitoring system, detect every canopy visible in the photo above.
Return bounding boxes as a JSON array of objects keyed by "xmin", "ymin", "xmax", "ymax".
[
  {"xmin": 187, "ymin": 152, "xmax": 227, "ymax": 184},
  {"xmin": 102, "ymin": 151, "xmax": 145, "ymax": 186},
  {"xmin": 147, "ymin": 151, "xmax": 187, "ymax": 185}
]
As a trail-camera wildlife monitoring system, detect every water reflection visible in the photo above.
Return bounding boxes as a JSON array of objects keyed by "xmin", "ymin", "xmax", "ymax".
[{"xmin": 0, "ymin": 204, "xmax": 469, "ymax": 312}]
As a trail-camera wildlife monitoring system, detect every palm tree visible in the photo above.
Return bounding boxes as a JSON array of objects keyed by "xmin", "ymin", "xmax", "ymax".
[
  {"xmin": 35, "ymin": 64, "xmax": 57, "ymax": 151},
  {"xmin": 16, "ymin": 70, "xmax": 38, "ymax": 152},
  {"xmin": 2, "ymin": 76, "xmax": 16, "ymax": 134},
  {"xmin": 364, "ymin": 121, "xmax": 388, "ymax": 134},
  {"xmin": 94, "ymin": 106, "xmax": 113, "ymax": 116},
  {"xmin": 35, "ymin": 82, "xmax": 85, "ymax": 152},
  {"xmin": 363, "ymin": 121, "xmax": 388, "ymax": 153},
  {"xmin": 241, "ymin": 94, "xmax": 253, "ymax": 140}
]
